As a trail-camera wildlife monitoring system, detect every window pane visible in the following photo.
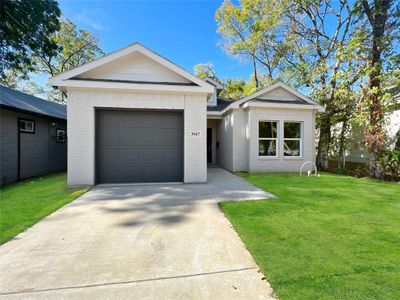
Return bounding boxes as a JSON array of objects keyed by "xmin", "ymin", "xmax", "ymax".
[
  {"xmin": 284, "ymin": 122, "xmax": 301, "ymax": 138},
  {"xmin": 19, "ymin": 120, "xmax": 34, "ymax": 132},
  {"xmin": 259, "ymin": 122, "xmax": 277, "ymax": 138},
  {"xmin": 283, "ymin": 140, "xmax": 300, "ymax": 156},
  {"xmin": 259, "ymin": 140, "xmax": 276, "ymax": 156},
  {"xmin": 56, "ymin": 129, "xmax": 66, "ymax": 143}
]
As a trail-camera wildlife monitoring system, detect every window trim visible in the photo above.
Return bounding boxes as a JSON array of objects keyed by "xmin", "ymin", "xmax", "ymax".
[
  {"xmin": 56, "ymin": 128, "xmax": 67, "ymax": 143},
  {"xmin": 258, "ymin": 120, "xmax": 279, "ymax": 158},
  {"xmin": 283, "ymin": 121, "xmax": 303, "ymax": 158},
  {"xmin": 19, "ymin": 118, "xmax": 35, "ymax": 134}
]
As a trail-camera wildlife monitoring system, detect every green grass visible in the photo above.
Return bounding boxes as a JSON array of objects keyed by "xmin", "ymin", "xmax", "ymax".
[
  {"xmin": 220, "ymin": 173, "xmax": 400, "ymax": 300},
  {"xmin": 0, "ymin": 173, "xmax": 89, "ymax": 245}
]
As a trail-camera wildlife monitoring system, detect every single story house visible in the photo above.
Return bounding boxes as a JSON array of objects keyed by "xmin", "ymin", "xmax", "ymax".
[
  {"xmin": 0, "ymin": 86, "xmax": 67, "ymax": 185},
  {"xmin": 49, "ymin": 43, "xmax": 324, "ymax": 186}
]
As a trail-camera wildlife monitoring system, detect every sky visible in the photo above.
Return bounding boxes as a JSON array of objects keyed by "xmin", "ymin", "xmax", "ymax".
[{"xmin": 59, "ymin": 0, "xmax": 254, "ymax": 80}]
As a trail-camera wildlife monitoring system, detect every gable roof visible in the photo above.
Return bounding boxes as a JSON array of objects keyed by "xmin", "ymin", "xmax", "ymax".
[
  {"xmin": 204, "ymin": 77, "xmax": 223, "ymax": 90},
  {"xmin": 229, "ymin": 82, "xmax": 325, "ymax": 112},
  {"xmin": 207, "ymin": 98, "xmax": 233, "ymax": 112},
  {"xmin": 49, "ymin": 42, "xmax": 214, "ymax": 94},
  {"xmin": 0, "ymin": 85, "xmax": 66, "ymax": 120},
  {"xmin": 206, "ymin": 82, "xmax": 325, "ymax": 116}
]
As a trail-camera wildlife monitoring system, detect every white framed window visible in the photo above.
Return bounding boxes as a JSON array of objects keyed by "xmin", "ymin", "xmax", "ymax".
[
  {"xmin": 283, "ymin": 122, "xmax": 302, "ymax": 157},
  {"xmin": 19, "ymin": 119, "xmax": 35, "ymax": 133},
  {"xmin": 259, "ymin": 121, "xmax": 278, "ymax": 157},
  {"xmin": 56, "ymin": 129, "xmax": 66, "ymax": 143}
]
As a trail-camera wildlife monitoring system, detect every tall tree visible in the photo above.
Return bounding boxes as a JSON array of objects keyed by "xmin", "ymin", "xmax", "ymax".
[
  {"xmin": 216, "ymin": 0, "xmax": 361, "ymax": 170},
  {"xmin": 0, "ymin": 0, "xmax": 61, "ymax": 78},
  {"xmin": 359, "ymin": 0, "xmax": 399, "ymax": 178},
  {"xmin": 6, "ymin": 18, "xmax": 104, "ymax": 102}
]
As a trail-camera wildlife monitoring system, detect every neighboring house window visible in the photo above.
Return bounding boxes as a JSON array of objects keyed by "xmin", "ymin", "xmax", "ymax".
[
  {"xmin": 19, "ymin": 119, "xmax": 35, "ymax": 133},
  {"xmin": 56, "ymin": 129, "xmax": 66, "ymax": 143},
  {"xmin": 259, "ymin": 121, "xmax": 278, "ymax": 157},
  {"xmin": 283, "ymin": 122, "xmax": 302, "ymax": 157}
]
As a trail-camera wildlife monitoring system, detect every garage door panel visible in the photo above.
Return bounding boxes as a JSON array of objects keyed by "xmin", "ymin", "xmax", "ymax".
[
  {"xmin": 163, "ymin": 149, "xmax": 182, "ymax": 161},
  {"xmin": 164, "ymin": 114, "xmax": 183, "ymax": 128},
  {"xmin": 142, "ymin": 165, "xmax": 182, "ymax": 181},
  {"xmin": 100, "ymin": 128, "xmax": 121, "ymax": 145},
  {"xmin": 120, "ymin": 148, "xmax": 143, "ymax": 161},
  {"xmin": 97, "ymin": 110, "xmax": 183, "ymax": 183},
  {"xmin": 119, "ymin": 129, "xmax": 142, "ymax": 145},
  {"xmin": 143, "ymin": 149, "xmax": 165, "ymax": 163},
  {"xmin": 101, "ymin": 148, "xmax": 121, "ymax": 162},
  {"xmin": 163, "ymin": 129, "xmax": 182, "ymax": 144},
  {"xmin": 140, "ymin": 128, "xmax": 166, "ymax": 145},
  {"xmin": 121, "ymin": 166, "xmax": 143, "ymax": 179}
]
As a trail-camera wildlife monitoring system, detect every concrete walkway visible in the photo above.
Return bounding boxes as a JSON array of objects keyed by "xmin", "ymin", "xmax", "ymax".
[{"xmin": 0, "ymin": 168, "xmax": 275, "ymax": 299}]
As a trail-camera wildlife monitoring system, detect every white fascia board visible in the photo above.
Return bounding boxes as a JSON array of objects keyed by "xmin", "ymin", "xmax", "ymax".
[
  {"xmin": 243, "ymin": 101, "xmax": 325, "ymax": 112},
  {"xmin": 204, "ymin": 77, "xmax": 223, "ymax": 90},
  {"xmin": 206, "ymin": 113, "xmax": 223, "ymax": 119},
  {"xmin": 49, "ymin": 42, "xmax": 214, "ymax": 94},
  {"xmin": 232, "ymin": 82, "xmax": 319, "ymax": 107},
  {"xmin": 207, "ymin": 111, "xmax": 222, "ymax": 116},
  {"xmin": 56, "ymin": 79, "xmax": 212, "ymax": 94}
]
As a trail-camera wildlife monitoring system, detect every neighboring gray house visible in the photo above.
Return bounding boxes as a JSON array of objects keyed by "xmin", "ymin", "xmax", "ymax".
[
  {"xmin": 0, "ymin": 86, "xmax": 67, "ymax": 185},
  {"xmin": 49, "ymin": 43, "xmax": 324, "ymax": 186}
]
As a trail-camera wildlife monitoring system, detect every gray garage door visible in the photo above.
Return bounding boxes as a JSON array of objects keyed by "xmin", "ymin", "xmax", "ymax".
[{"xmin": 96, "ymin": 110, "xmax": 183, "ymax": 183}]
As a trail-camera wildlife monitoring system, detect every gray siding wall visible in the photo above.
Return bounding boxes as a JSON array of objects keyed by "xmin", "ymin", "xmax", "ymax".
[
  {"xmin": 0, "ymin": 109, "xmax": 67, "ymax": 185},
  {"xmin": 0, "ymin": 109, "xmax": 18, "ymax": 184},
  {"xmin": 216, "ymin": 113, "xmax": 234, "ymax": 171}
]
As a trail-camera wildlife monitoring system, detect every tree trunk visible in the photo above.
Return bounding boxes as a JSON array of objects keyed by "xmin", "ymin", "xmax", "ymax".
[
  {"xmin": 338, "ymin": 119, "xmax": 348, "ymax": 173},
  {"xmin": 366, "ymin": 80, "xmax": 385, "ymax": 178},
  {"xmin": 252, "ymin": 57, "xmax": 259, "ymax": 89},
  {"xmin": 316, "ymin": 115, "xmax": 331, "ymax": 171},
  {"xmin": 361, "ymin": 0, "xmax": 391, "ymax": 179}
]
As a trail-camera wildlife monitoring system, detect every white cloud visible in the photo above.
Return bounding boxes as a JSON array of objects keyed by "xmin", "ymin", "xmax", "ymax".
[{"xmin": 74, "ymin": 9, "xmax": 108, "ymax": 31}]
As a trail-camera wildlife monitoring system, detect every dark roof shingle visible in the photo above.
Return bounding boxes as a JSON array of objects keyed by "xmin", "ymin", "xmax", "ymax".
[
  {"xmin": 0, "ymin": 86, "xmax": 66, "ymax": 120},
  {"xmin": 207, "ymin": 98, "xmax": 235, "ymax": 112}
]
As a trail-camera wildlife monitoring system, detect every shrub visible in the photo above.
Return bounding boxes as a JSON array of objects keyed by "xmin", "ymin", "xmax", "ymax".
[{"xmin": 376, "ymin": 150, "xmax": 400, "ymax": 181}]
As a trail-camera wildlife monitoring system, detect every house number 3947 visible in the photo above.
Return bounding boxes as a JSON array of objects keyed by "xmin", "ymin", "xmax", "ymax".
[{"xmin": 191, "ymin": 131, "xmax": 201, "ymax": 137}]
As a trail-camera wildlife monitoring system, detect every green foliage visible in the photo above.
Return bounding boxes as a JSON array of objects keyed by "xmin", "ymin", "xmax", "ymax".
[
  {"xmin": 215, "ymin": 0, "xmax": 399, "ymax": 172},
  {"xmin": 0, "ymin": 173, "xmax": 89, "ymax": 245},
  {"xmin": 215, "ymin": 0, "xmax": 286, "ymax": 79},
  {"xmin": 221, "ymin": 173, "xmax": 400, "ymax": 299},
  {"xmin": 0, "ymin": 0, "xmax": 61, "ymax": 78},
  {"xmin": 376, "ymin": 150, "xmax": 400, "ymax": 180},
  {"xmin": 2, "ymin": 18, "xmax": 104, "ymax": 102},
  {"xmin": 395, "ymin": 130, "xmax": 400, "ymax": 150},
  {"xmin": 194, "ymin": 62, "xmax": 219, "ymax": 81},
  {"xmin": 219, "ymin": 77, "xmax": 260, "ymax": 99},
  {"xmin": 193, "ymin": 61, "xmax": 264, "ymax": 99}
]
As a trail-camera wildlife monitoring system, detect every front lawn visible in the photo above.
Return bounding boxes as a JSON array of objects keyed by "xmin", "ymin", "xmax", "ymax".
[
  {"xmin": 0, "ymin": 173, "xmax": 89, "ymax": 245},
  {"xmin": 220, "ymin": 173, "xmax": 400, "ymax": 300}
]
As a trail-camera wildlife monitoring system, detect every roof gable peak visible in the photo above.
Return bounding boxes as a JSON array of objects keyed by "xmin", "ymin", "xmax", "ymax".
[{"xmin": 49, "ymin": 42, "xmax": 214, "ymax": 94}]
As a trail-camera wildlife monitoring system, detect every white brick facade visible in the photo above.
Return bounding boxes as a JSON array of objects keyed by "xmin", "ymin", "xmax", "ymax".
[
  {"xmin": 67, "ymin": 88, "xmax": 207, "ymax": 186},
  {"xmin": 214, "ymin": 107, "xmax": 316, "ymax": 173},
  {"xmin": 247, "ymin": 107, "xmax": 315, "ymax": 172}
]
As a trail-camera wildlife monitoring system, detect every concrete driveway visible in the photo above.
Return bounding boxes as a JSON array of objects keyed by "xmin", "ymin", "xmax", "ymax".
[{"xmin": 0, "ymin": 168, "xmax": 275, "ymax": 299}]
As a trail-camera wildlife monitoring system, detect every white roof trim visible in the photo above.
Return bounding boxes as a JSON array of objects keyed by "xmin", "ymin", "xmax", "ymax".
[
  {"xmin": 242, "ymin": 101, "xmax": 325, "ymax": 112},
  {"xmin": 57, "ymin": 80, "xmax": 210, "ymax": 94},
  {"xmin": 204, "ymin": 77, "xmax": 223, "ymax": 90},
  {"xmin": 215, "ymin": 82, "xmax": 325, "ymax": 114},
  {"xmin": 49, "ymin": 42, "xmax": 214, "ymax": 94},
  {"xmin": 230, "ymin": 82, "xmax": 320, "ymax": 108}
]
